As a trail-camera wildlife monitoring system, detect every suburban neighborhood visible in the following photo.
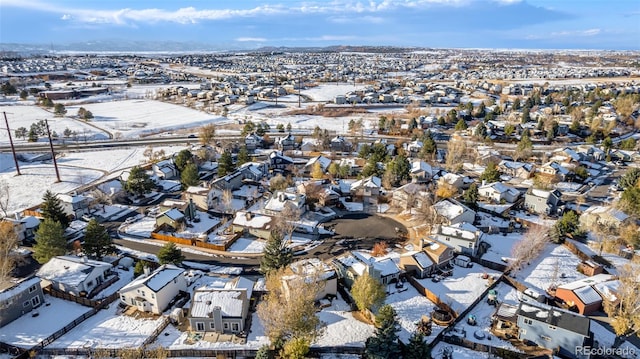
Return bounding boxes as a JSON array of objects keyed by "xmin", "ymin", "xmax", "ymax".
[{"xmin": 0, "ymin": 46, "xmax": 640, "ymax": 359}]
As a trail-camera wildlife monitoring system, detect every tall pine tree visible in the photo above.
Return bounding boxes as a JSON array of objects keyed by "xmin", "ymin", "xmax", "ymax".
[
  {"xmin": 181, "ymin": 162, "xmax": 200, "ymax": 189},
  {"xmin": 404, "ymin": 332, "xmax": 430, "ymax": 359},
  {"xmin": 157, "ymin": 242, "xmax": 185, "ymax": 265},
  {"xmin": 83, "ymin": 219, "xmax": 115, "ymax": 260},
  {"xmin": 33, "ymin": 218, "xmax": 67, "ymax": 264},
  {"xmin": 260, "ymin": 231, "xmax": 292, "ymax": 274},
  {"xmin": 41, "ymin": 190, "xmax": 70, "ymax": 228},
  {"xmin": 365, "ymin": 305, "xmax": 402, "ymax": 359}
]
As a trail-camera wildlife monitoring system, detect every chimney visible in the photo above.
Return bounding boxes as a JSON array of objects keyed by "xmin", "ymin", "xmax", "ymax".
[
  {"xmin": 82, "ymin": 256, "xmax": 88, "ymax": 263},
  {"xmin": 143, "ymin": 266, "xmax": 151, "ymax": 276},
  {"xmin": 15, "ymin": 212, "xmax": 22, "ymax": 221}
]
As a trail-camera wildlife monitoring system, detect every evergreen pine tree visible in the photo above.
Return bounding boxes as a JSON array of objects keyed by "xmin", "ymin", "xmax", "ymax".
[
  {"xmin": 181, "ymin": 162, "xmax": 200, "ymax": 189},
  {"xmin": 365, "ymin": 305, "xmax": 402, "ymax": 359},
  {"xmin": 33, "ymin": 218, "xmax": 67, "ymax": 264},
  {"xmin": 157, "ymin": 242, "xmax": 185, "ymax": 265},
  {"xmin": 218, "ymin": 151, "xmax": 234, "ymax": 176},
  {"xmin": 41, "ymin": 190, "xmax": 70, "ymax": 228},
  {"xmin": 260, "ymin": 231, "xmax": 293, "ymax": 274},
  {"xmin": 237, "ymin": 146, "xmax": 250, "ymax": 165},
  {"xmin": 404, "ymin": 332, "xmax": 430, "ymax": 359},
  {"xmin": 124, "ymin": 166, "xmax": 155, "ymax": 196},
  {"xmin": 83, "ymin": 219, "xmax": 115, "ymax": 260},
  {"xmin": 255, "ymin": 345, "xmax": 273, "ymax": 359},
  {"xmin": 463, "ymin": 183, "xmax": 479, "ymax": 208}
]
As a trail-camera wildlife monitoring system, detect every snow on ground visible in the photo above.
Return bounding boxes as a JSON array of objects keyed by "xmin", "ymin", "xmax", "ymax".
[
  {"xmin": 516, "ymin": 244, "xmax": 585, "ymax": 293},
  {"xmin": 0, "ymin": 104, "xmax": 107, "ymax": 145},
  {"xmin": 451, "ymin": 282, "xmax": 521, "ymax": 352},
  {"xmin": 0, "ymin": 295, "xmax": 93, "ymax": 348},
  {"xmin": 228, "ymin": 237, "xmax": 266, "ymax": 253},
  {"xmin": 416, "ymin": 265, "xmax": 501, "ymax": 314},
  {"xmin": 339, "ymin": 199, "xmax": 364, "ymax": 212},
  {"xmin": 476, "ymin": 212, "xmax": 511, "ymax": 229},
  {"xmin": 155, "ymin": 311, "xmax": 269, "ymax": 349},
  {"xmin": 65, "ymin": 99, "xmax": 228, "ymax": 138},
  {"xmin": 512, "ymin": 211, "xmax": 557, "ymax": 227},
  {"xmin": 48, "ymin": 304, "xmax": 167, "ymax": 349},
  {"xmin": 590, "ymin": 321, "xmax": 639, "ymax": 358},
  {"xmin": 385, "ymin": 283, "xmax": 443, "ymax": 344},
  {"xmin": 431, "ymin": 341, "xmax": 483, "ymax": 359},
  {"xmin": 481, "ymin": 232, "xmax": 523, "ymax": 265},
  {"xmin": 301, "ymin": 84, "xmax": 366, "ymax": 102},
  {"xmin": 314, "ymin": 294, "xmax": 374, "ymax": 348},
  {"xmin": 121, "ymin": 216, "xmax": 156, "ymax": 237},
  {"xmin": 55, "ymin": 146, "xmax": 186, "ymax": 173}
]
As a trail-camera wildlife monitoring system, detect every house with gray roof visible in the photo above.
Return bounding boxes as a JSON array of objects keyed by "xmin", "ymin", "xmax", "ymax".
[
  {"xmin": 523, "ymin": 188, "xmax": 562, "ymax": 216},
  {"xmin": 37, "ymin": 255, "xmax": 113, "ymax": 297},
  {"xmin": 0, "ymin": 277, "xmax": 44, "ymax": 328},
  {"xmin": 119, "ymin": 264, "xmax": 187, "ymax": 314}
]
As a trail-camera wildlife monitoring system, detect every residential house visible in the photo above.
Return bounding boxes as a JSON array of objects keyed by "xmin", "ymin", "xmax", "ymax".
[
  {"xmin": 297, "ymin": 181, "xmax": 339, "ymax": 207},
  {"xmin": 405, "ymin": 140, "xmax": 423, "ymax": 157},
  {"xmin": 211, "ymin": 170, "xmax": 245, "ymax": 191},
  {"xmin": 523, "ymin": 188, "xmax": 562, "ymax": 216},
  {"xmin": 399, "ymin": 251, "xmax": 434, "ymax": 279},
  {"xmin": 478, "ymin": 182, "xmax": 521, "ymax": 203},
  {"xmin": 304, "ymin": 155, "xmax": 332, "ymax": 175},
  {"xmin": 278, "ymin": 133, "xmax": 297, "ymax": 150},
  {"xmin": 410, "ymin": 160, "xmax": 433, "ymax": 183},
  {"xmin": 554, "ymin": 274, "xmax": 615, "ymax": 315},
  {"xmin": 244, "ymin": 133, "xmax": 263, "ymax": 150},
  {"xmin": 153, "ymin": 159, "xmax": 179, "ymax": 180},
  {"xmin": 2, "ymin": 214, "xmax": 39, "ymax": 244},
  {"xmin": 421, "ymin": 239, "xmax": 455, "ymax": 269},
  {"xmin": 431, "ymin": 198, "xmax": 476, "ymax": 225},
  {"xmin": 333, "ymin": 251, "xmax": 401, "ymax": 288},
  {"xmin": 238, "ymin": 162, "xmax": 268, "ymax": 182},
  {"xmin": 579, "ymin": 205, "xmax": 631, "ymax": 230},
  {"xmin": 538, "ymin": 161, "xmax": 571, "ymax": 182},
  {"xmin": 0, "ymin": 277, "xmax": 45, "ymax": 327},
  {"xmin": 283, "ymin": 258, "xmax": 338, "ymax": 300},
  {"xmin": 182, "ymin": 186, "xmax": 218, "ymax": 211},
  {"xmin": 391, "ymin": 183, "xmax": 428, "ymax": 211},
  {"xmin": 37, "ymin": 255, "xmax": 113, "ymax": 297},
  {"xmin": 263, "ymin": 191, "xmax": 306, "ymax": 217},
  {"xmin": 231, "ymin": 211, "xmax": 275, "ymax": 239},
  {"xmin": 156, "ymin": 208, "xmax": 187, "ymax": 231},
  {"xmin": 269, "ymin": 151, "xmax": 294, "ymax": 174},
  {"xmin": 516, "ymin": 302, "xmax": 592, "ymax": 359},
  {"xmin": 430, "ymin": 222, "xmax": 485, "ymax": 257},
  {"xmin": 330, "ymin": 136, "xmax": 351, "ymax": 152},
  {"xmin": 498, "ymin": 160, "xmax": 535, "ymax": 179},
  {"xmin": 57, "ymin": 194, "xmax": 91, "ymax": 219},
  {"xmin": 188, "ymin": 276, "xmax": 254, "ymax": 333},
  {"xmin": 119, "ymin": 264, "xmax": 187, "ymax": 314},
  {"xmin": 350, "ymin": 176, "xmax": 382, "ymax": 200}
]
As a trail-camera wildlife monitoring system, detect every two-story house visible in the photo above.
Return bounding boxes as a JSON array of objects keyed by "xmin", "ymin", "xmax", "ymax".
[
  {"xmin": 0, "ymin": 277, "xmax": 45, "ymax": 327},
  {"xmin": 188, "ymin": 276, "xmax": 254, "ymax": 334},
  {"xmin": 431, "ymin": 199, "xmax": 476, "ymax": 225},
  {"xmin": 478, "ymin": 182, "xmax": 521, "ymax": 203},
  {"xmin": 57, "ymin": 194, "xmax": 91, "ymax": 219},
  {"xmin": 269, "ymin": 151, "xmax": 294, "ymax": 174},
  {"xmin": 119, "ymin": 264, "xmax": 187, "ymax": 314},
  {"xmin": 523, "ymin": 188, "xmax": 562, "ymax": 216},
  {"xmin": 278, "ymin": 133, "xmax": 296, "ymax": 150},
  {"xmin": 429, "ymin": 222, "xmax": 485, "ymax": 257},
  {"xmin": 333, "ymin": 251, "xmax": 401, "ymax": 288}
]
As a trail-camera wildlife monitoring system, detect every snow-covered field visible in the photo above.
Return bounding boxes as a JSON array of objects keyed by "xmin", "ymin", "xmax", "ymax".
[
  {"xmin": 0, "ymin": 296, "xmax": 93, "ymax": 348},
  {"xmin": 48, "ymin": 304, "xmax": 167, "ymax": 349},
  {"xmin": 228, "ymin": 237, "xmax": 266, "ymax": 253},
  {"xmin": 481, "ymin": 232, "xmax": 523, "ymax": 265},
  {"xmin": 0, "ymin": 145, "xmax": 185, "ymax": 215},
  {"xmin": 301, "ymin": 84, "xmax": 366, "ymax": 102}
]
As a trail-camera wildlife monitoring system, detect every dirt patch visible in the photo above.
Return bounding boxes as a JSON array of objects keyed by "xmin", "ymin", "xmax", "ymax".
[{"xmin": 325, "ymin": 213, "xmax": 407, "ymax": 249}]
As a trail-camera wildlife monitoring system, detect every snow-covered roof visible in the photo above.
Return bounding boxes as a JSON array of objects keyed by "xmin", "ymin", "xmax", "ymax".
[
  {"xmin": 120, "ymin": 264, "xmax": 185, "ymax": 293},
  {"xmin": 264, "ymin": 191, "xmax": 304, "ymax": 213},
  {"xmin": 411, "ymin": 160, "xmax": 432, "ymax": 174},
  {"xmin": 412, "ymin": 251, "xmax": 433, "ymax": 269},
  {"xmin": 305, "ymin": 155, "xmax": 332, "ymax": 170},
  {"xmin": 557, "ymin": 274, "xmax": 614, "ymax": 291},
  {"xmin": 352, "ymin": 251, "xmax": 400, "ymax": 277},
  {"xmin": 57, "ymin": 194, "xmax": 88, "ymax": 204},
  {"xmin": 37, "ymin": 256, "xmax": 111, "ymax": 287},
  {"xmin": 232, "ymin": 211, "xmax": 273, "ymax": 229},
  {"xmin": 480, "ymin": 182, "xmax": 520, "ymax": 196},
  {"xmin": 185, "ymin": 186, "xmax": 209, "ymax": 195},
  {"xmin": 290, "ymin": 258, "xmax": 336, "ymax": 281},
  {"xmin": 593, "ymin": 280, "xmax": 620, "ymax": 302},
  {"xmin": 437, "ymin": 222, "xmax": 480, "ymax": 241},
  {"xmin": 160, "ymin": 208, "xmax": 185, "ymax": 221},
  {"xmin": 350, "ymin": 176, "xmax": 382, "ymax": 190},
  {"xmin": 571, "ymin": 285, "xmax": 602, "ymax": 305},
  {"xmin": 191, "ymin": 290, "xmax": 246, "ymax": 318},
  {"xmin": 582, "ymin": 206, "xmax": 629, "ymax": 222},
  {"xmin": 432, "ymin": 199, "xmax": 472, "ymax": 220}
]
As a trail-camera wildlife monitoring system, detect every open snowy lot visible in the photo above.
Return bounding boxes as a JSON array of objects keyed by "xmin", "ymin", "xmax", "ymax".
[
  {"xmin": 0, "ymin": 296, "xmax": 93, "ymax": 348},
  {"xmin": 228, "ymin": 237, "xmax": 266, "ymax": 253},
  {"xmin": 481, "ymin": 232, "xmax": 523, "ymax": 265},
  {"xmin": 63, "ymin": 99, "xmax": 228, "ymax": 138},
  {"xmin": 47, "ymin": 304, "xmax": 167, "ymax": 349},
  {"xmin": 300, "ymin": 84, "xmax": 366, "ymax": 102}
]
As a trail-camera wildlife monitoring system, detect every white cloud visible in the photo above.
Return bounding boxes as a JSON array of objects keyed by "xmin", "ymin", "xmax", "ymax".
[
  {"xmin": 550, "ymin": 28, "xmax": 601, "ymax": 37},
  {"xmin": 235, "ymin": 37, "xmax": 268, "ymax": 42},
  {"xmin": 2, "ymin": 0, "xmax": 487, "ymax": 26},
  {"xmin": 329, "ymin": 15, "xmax": 385, "ymax": 24}
]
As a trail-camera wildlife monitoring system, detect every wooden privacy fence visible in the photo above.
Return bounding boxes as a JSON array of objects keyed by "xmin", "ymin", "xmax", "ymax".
[
  {"xmin": 151, "ymin": 231, "xmax": 242, "ymax": 251},
  {"xmin": 406, "ymin": 275, "xmax": 457, "ymax": 316},
  {"xmin": 43, "ymin": 286, "xmax": 119, "ymax": 309}
]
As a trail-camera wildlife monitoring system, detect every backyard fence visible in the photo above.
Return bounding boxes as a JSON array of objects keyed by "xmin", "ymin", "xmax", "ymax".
[{"xmin": 150, "ymin": 231, "xmax": 242, "ymax": 251}]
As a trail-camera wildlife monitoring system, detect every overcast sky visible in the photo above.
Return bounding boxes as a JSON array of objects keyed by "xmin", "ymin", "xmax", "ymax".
[{"xmin": 1, "ymin": 0, "xmax": 639, "ymax": 50}]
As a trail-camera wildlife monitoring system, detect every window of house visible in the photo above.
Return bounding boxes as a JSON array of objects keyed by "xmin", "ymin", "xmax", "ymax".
[
  {"xmin": 541, "ymin": 335, "xmax": 551, "ymax": 341},
  {"xmin": 224, "ymin": 323, "xmax": 229, "ymax": 330},
  {"xmin": 23, "ymin": 301, "xmax": 29, "ymax": 307},
  {"xmin": 151, "ymin": 293, "xmax": 155, "ymax": 299},
  {"xmin": 520, "ymin": 328, "xmax": 527, "ymax": 335},
  {"xmin": 141, "ymin": 291, "xmax": 145, "ymax": 297},
  {"xmin": 524, "ymin": 318, "xmax": 532, "ymax": 325},
  {"xmin": 232, "ymin": 323, "xmax": 239, "ymax": 332},
  {"xmin": 31, "ymin": 296, "xmax": 40, "ymax": 307},
  {"xmin": 28, "ymin": 285, "xmax": 37, "ymax": 293},
  {"xmin": 548, "ymin": 325, "xmax": 556, "ymax": 330},
  {"xmin": 196, "ymin": 322, "xmax": 205, "ymax": 331},
  {"xmin": 121, "ymin": 295, "xmax": 126, "ymax": 301},
  {"xmin": 210, "ymin": 322, "xmax": 215, "ymax": 330},
  {"xmin": 87, "ymin": 281, "xmax": 94, "ymax": 287}
]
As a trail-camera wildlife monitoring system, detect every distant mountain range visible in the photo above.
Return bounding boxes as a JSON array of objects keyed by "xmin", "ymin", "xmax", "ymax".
[{"xmin": 0, "ymin": 40, "xmax": 419, "ymax": 55}]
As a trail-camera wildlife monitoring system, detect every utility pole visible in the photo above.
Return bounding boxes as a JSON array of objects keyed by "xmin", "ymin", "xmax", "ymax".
[
  {"xmin": 274, "ymin": 66, "xmax": 278, "ymax": 106},
  {"xmin": 298, "ymin": 73, "xmax": 301, "ymax": 108},
  {"xmin": 45, "ymin": 119, "xmax": 61, "ymax": 182},
  {"xmin": 2, "ymin": 112, "xmax": 21, "ymax": 175}
]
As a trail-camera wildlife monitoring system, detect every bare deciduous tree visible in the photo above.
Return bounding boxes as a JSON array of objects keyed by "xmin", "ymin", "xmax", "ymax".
[
  {"xmin": 0, "ymin": 222, "xmax": 20, "ymax": 283},
  {"xmin": 507, "ymin": 225, "xmax": 550, "ymax": 275},
  {"xmin": 276, "ymin": 204, "xmax": 302, "ymax": 243},
  {"xmin": 445, "ymin": 136, "xmax": 467, "ymax": 173},
  {"xmin": 221, "ymin": 189, "xmax": 233, "ymax": 213},
  {"xmin": 603, "ymin": 264, "xmax": 640, "ymax": 336},
  {"xmin": 0, "ymin": 180, "xmax": 9, "ymax": 217}
]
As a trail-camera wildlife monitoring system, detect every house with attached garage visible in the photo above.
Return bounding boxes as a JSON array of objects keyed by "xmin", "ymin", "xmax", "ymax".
[
  {"xmin": 554, "ymin": 274, "xmax": 616, "ymax": 315},
  {"xmin": 182, "ymin": 185, "xmax": 219, "ymax": 211},
  {"xmin": 57, "ymin": 193, "xmax": 91, "ymax": 219},
  {"xmin": 188, "ymin": 276, "xmax": 254, "ymax": 334},
  {"xmin": 523, "ymin": 188, "xmax": 562, "ymax": 216},
  {"xmin": 282, "ymin": 258, "xmax": 338, "ymax": 301},
  {"xmin": 119, "ymin": 264, "xmax": 187, "ymax": 314},
  {"xmin": 332, "ymin": 250, "xmax": 401, "ymax": 288},
  {"xmin": 153, "ymin": 159, "xmax": 179, "ymax": 180},
  {"xmin": 431, "ymin": 198, "xmax": 476, "ymax": 225},
  {"xmin": 36, "ymin": 255, "xmax": 114, "ymax": 297},
  {"xmin": 0, "ymin": 276, "xmax": 45, "ymax": 328},
  {"xmin": 429, "ymin": 222, "xmax": 485, "ymax": 257},
  {"xmin": 478, "ymin": 182, "xmax": 521, "ymax": 203}
]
